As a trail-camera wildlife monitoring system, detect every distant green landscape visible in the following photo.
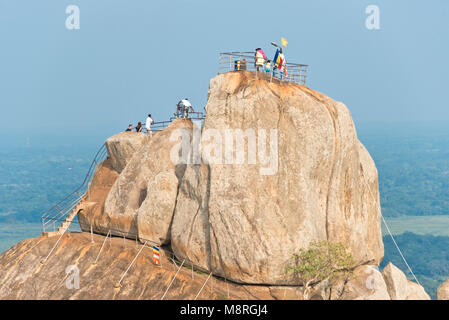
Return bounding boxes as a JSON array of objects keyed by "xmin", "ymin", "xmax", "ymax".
[
  {"xmin": 371, "ymin": 216, "xmax": 449, "ymax": 299},
  {"xmin": 358, "ymin": 123, "xmax": 449, "ymax": 217},
  {"xmin": 383, "ymin": 215, "xmax": 449, "ymax": 237}
]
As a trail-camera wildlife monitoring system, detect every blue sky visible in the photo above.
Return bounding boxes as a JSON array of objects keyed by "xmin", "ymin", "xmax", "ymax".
[{"xmin": 0, "ymin": 0, "xmax": 448, "ymax": 143}]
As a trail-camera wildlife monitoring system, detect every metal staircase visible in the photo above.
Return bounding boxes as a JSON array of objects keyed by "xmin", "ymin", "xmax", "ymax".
[{"xmin": 42, "ymin": 205, "xmax": 83, "ymax": 237}]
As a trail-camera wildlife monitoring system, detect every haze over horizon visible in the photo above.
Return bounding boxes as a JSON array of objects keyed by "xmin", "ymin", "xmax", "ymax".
[{"xmin": 1, "ymin": 0, "xmax": 448, "ymax": 139}]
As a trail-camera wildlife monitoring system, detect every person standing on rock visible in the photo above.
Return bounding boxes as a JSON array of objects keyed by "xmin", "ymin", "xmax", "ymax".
[
  {"xmin": 145, "ymin": 114, "xmax": 154, "ymax": 136},
  {"xmin": 255, "ymin": 48, "xmax": 267, "ymax": 72},
  {"xmin": 135, "ymin": 122, "xmax": 143, "ymax": 133},
  {"xmin": 125, "ymin": 124, "xmax": 133, "ymax": 132},
  {"xmin": 180, "ymin": 98, "xmax": 194, "ymax": 118},
  {"xmin": 175, "ymin": 99, "xmax": 189, "ymax": 118}
]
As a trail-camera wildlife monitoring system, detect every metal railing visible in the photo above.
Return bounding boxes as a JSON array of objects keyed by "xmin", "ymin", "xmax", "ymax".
[
  {"xmin": 219, "ymin": 51, "xmax": 308, "ymax": 85},
  {"xmin": 169, "ymin": 111, "xmax": 205, "ymax": 122},
  {"xmin": 151, "ymin": 120, "xmax": 174, "ymax": 132},
  {"xmin": 143, "ymin": 111, "xmax": 206, "ymax": 133},
  {"xmin": 41, "ymin": 143, "xmax": 108, "ymax": 232}
]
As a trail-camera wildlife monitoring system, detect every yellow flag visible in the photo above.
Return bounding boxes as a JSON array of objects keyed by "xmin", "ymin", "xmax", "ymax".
[{"xmin": 281, "ymin": 37, "xmax": 288, "ymax": 47}]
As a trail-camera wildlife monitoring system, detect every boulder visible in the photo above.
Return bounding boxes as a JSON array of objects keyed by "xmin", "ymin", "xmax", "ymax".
[
  {"xmin": 381, "ymin": 262, "xmax": 408, "ymax": 300},
  {"xmin": 171, "ymin": 71, "xmax": 384, "ymax": 284},
  {"xmin": 406, "ymin": 280, "xmax": 431, "ymax": 300},
  {"xmin": 338, "ymin": 265, "xmax": 390, "ymax": 300},
  {"xmin": 78, "ymin": 131, "xmax": 148, "ymax": 235},
  {"xmin": 437, "ymin": 279, "xmax": 449, "ymax": 300},
  {"xmin": 103, "ymin": 119, "xmax": 193, "ymax": 240},
  {"xmin": 136, "ymin": 169, "xmax": 184, "ymax": 245},
  {"xmin": 105, "ymin": 132, "xmax": 149, "ymax": 173},
  {"xmin": 170, "ymin": 163, "xmax": 212, "ymax": 271}
]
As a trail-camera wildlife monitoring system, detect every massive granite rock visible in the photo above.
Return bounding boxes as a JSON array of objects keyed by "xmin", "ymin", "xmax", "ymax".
[
  {"xmin": 171, "ymin": 71, "xmax": 384, "ymax": 285},
  {"xmin": 77, "ymin": 71, "xmax": 384, "ymax": 286},
  {"xmin": 0, "ymin": 71, "xmax": 432, "ymax": 300}
]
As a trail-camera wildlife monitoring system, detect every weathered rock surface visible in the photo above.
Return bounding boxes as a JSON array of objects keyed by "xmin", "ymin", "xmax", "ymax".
[
  {"xmin": 105, "ymin": 132, "xmax": 149, "ymax": 173},
  {"xmin": 171, "ymin": 71, "xmax": 384, "ymax": 284},
  {"xmin": 0, "ymin": 233, "xmax": 276, "ymax": 300},
  {"xmin": 0, "ymin": 232, "xmax": 430, "ymax": 300},
  {"xmin": 437, "ymin": 279, "xmax": 449, "ymax": 300}
]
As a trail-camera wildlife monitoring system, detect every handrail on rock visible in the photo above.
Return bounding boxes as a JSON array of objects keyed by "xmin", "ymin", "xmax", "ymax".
[
  {"xmin": 218, "ymin": 51, "xmax": 309, "ymax": 85},
  {"xmin": 41, "ymin": 143, "xmax": 108, "ymax": 232}
]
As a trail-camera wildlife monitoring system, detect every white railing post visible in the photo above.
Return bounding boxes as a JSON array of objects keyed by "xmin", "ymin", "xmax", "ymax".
[
  {"xmin": 160, "ymin": 258, "xmax": 186, "ymax": 300},
  {"xmin": 41, "ymin": 229, "xmax": 68, "ymax": 264},
  {"xmin": 93, "ymin": 230, "xmax": 110, "ymax": 265},
  {"xmin": 194, "ymin": 272, "xmax": 213, "ymax": 300},
  {"xmin": 116, "ymin": 241, "xmax": 148, "ymax": 287}
]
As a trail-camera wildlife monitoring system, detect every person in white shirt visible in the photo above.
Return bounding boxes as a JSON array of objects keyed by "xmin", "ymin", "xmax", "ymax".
[
  {"xmin": 145, "ymin": 114, "xmax": 154, "ymax": 136},
  {"xmin": 181, "ymin": 98, "xmax": 193, "ymax": 118}
]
